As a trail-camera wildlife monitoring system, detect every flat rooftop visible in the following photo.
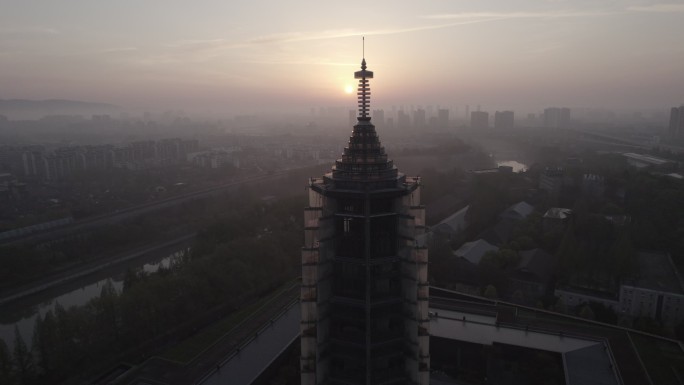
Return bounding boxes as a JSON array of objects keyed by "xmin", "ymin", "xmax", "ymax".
[
  {"xmin": 430, "ymin": 287, "xmax": 684, "ymax": 385},
  {"xmin": 623, "ymin": 152, "xmax": 671, "ymax": 166}
]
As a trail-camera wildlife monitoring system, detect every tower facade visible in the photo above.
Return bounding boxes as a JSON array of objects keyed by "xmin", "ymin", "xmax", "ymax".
[{"xmin": 301, "ymin": 57, "xmax": 429, "ymax": 385}]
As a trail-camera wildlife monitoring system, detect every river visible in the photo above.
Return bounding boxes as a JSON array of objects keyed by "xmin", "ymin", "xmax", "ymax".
[{"xmin": 0, "ymin": 245, "xmax": 190, "ymax": 348}]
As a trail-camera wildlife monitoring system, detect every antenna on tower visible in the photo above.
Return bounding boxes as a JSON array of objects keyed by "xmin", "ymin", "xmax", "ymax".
[{"xmin": 362, "ymin": 36, "xmax": 365, "ymax": 58}]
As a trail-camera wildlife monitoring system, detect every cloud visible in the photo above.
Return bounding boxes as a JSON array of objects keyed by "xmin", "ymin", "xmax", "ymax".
[
  {"xmin": 98, "ymin": 47, "xmax": 138, "ymax": 54},
  {"xmin": 244, "ymin": 8, "xmax": 622, "ymax": 47},
  {"xmin": 627, "ymin": 3, "xmax": 684, "ymax": 12},
  {"xmin": 245, "ymin": 19, "xmax": 521, "ymax": 46},
  {"xmin": 422, "ymin": 10, "xmax": 614, "ymax": 21},
  {"xmin": 0, "ymin": 27, "xmax": 59, "ymax": 38}
]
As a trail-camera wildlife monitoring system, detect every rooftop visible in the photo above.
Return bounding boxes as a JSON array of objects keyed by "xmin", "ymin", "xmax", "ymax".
[
  {"xmin": 543, "ymin": 207, "xmax": 572, "ymax": 220},
  {"xmin": 500, "ymin": 201, "xmax": 534, "ymax": 221},
  {"xmin": 431, "ymin": 287, "xmax": 684, "ymax": 385},
  {"xmin": 623, "ymin": 152, "xmax": 671, "ymax": 166},
  {"xmin": 453, "ymin": 239, "xmax": 498, "ymax": 265},
  {"xmin": 432, "ymin": 205, "xmax": 469, "ymax": 236}
]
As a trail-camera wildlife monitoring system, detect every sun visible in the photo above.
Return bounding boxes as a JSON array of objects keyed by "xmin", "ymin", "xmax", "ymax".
[{"xmin": 344, "ymin": 84, "xmax": 354, "ymax": 94}]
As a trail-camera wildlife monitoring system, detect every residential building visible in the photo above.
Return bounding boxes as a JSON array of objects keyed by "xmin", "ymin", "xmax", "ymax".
[
  {"xmin": 414, "ymin": 108, "xmax": 426, "ymax": 129},
  {"xmin": 669, "ymin": 105, "xmax": 684, "ymax": 137},
  {"xmin": 556, "ymin": 251, "xmax": 684, "ymax": 329},
  {"xmin": 544, "ymin": 107, "xmax": 571, "ymax": 128},
  {"xmin": 470, "ymin": 111, "xmax": 489, "ymax": 129},
  {"xmin": 437, "ymin": 108, "xmax": 449, "ymax": 129},
  {"xmin": 542, "ymin": 207, "xmax": 572, "ymax": 233},
  {"xmin": 619, "ymin": 252, "xmax": 684, "ymax": 328},
  {"xmin": 494, "ymin": 110, "xmax": 514, "ymax": 129}
]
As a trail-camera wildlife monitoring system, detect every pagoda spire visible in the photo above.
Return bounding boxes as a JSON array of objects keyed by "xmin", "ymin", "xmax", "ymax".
[{"xmin": 354, "ymin": 37, "xmax": 373, "ymax": 120}]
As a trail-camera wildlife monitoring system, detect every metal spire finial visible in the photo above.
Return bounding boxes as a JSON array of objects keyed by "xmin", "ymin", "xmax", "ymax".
[{"xmin": 354, "ymin": 37, "xmax": 373, "ymax": 120}]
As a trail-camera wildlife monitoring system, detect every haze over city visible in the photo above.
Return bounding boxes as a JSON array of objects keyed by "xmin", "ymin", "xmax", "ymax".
[
  {"xmin": 3, "ymin": 1, "xmax": 684, "ymax": 385},
  {"xmin": 2, "ymin": 0, "xmax": 684, "ymax": 115}
]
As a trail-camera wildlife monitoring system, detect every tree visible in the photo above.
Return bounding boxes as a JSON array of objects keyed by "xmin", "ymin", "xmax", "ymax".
[
  {"xmin": 483, "ymin": 285, "xmax": 498, "ymax": 299},
  {"xmin": 12, "ymin": 327, "xmax": 34, "ymax": 385},
  {"xmin": 95, "ymin": 280, "xmax": 120, "ymax": 342},
  {"xmin": 610, "ymin": 230, "xmax": 636, "ymax": 276},
  {"xmin": 32, "ymin": 317, "xmax": 47, "ymax": 377},
  {"xmin": 633, "ymin": 316, "xmax": 663, "ymax": 335},
  {"xmin": 675, "ymin": 320, "xmax": 684, "ymax": 342},
  {"xmin": 0, "ymin": 338, "xmax": 14, "ymax": 385},
  {"xmin": 578, "ymin": 304, "xmax": 595, "ymax": 321},
  {"xmin": 511, "ymin": 289, "xmax": 525, "ymax": 304},
  {"xmin": 480, "ymin": 249, "xmax": 519, "ymax": 270},
  {"xmin": 553, "ymin": 297, "xmax": 567, "ymax": 313},
  {"xmin": 556, "ymin": 223, "xmax": 578, "ymax": 274}
]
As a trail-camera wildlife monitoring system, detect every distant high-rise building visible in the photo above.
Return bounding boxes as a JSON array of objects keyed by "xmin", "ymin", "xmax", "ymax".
[
  {"xmin": 669, "ymin": 106, "xmax": 684, "ymax": 137},
  {"xmin": 494, "ymin": 111, "xmax": 514, "ymax": 129},
  {"xmin": 544, "ymin": 107, "xmax": 571, "ymax": 128},
  {"xmin": 372, "ymin": 109, "xmax": 385, "ymax": 128},
  {"xmin": 301, "ymin": 55, "xmax": 429, "ymax": 385},
  {"xmin": 437, "ymin": 109, "xmax": 449, "ymax": 129},
  {"xmin": 470, "ymin": 111, "xmax": 489, "ymax": 129},
  {"xmin": 465, "ymin": 105, "xmax": 470, "ymax": 120},
  {"xmin": 398, "ymin": 110, "xmax": 411, "ymax": 131},
  {"xmin": 414, "ymin": 108, "xmax": 426, "ymax": 129}
]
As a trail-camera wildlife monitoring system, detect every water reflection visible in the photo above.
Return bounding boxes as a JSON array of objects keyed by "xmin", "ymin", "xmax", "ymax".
[
  {"xmin": 0, "ymin": 248, "xmax": 187, "ymax": 347},
  {"xmin": 496, "ymin": 160, "xmax": 528, "ymax": 173}
]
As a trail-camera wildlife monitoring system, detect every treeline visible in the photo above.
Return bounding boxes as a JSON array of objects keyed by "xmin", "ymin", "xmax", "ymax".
[
  {"xmin": 0, "ymin": 173, "xmax": 311, "ymax": 291},
  {"xmin": 0, "ymin": 195, "xmax": 304, "ymax": 384}
]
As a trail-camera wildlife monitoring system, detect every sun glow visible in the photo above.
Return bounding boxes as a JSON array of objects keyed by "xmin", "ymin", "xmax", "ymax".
[{"xmin": 344, "ymin": 84, "xmax": 353, "ymax": 94}]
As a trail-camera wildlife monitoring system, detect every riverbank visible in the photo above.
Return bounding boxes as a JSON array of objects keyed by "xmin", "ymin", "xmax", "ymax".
[
  {"xmin": 0, "ymin": 235, "xmax": 195, "ymax": 348},
  {"xmin": 0, "ymin": 233, "xmax": 195, "ymax": 307}
]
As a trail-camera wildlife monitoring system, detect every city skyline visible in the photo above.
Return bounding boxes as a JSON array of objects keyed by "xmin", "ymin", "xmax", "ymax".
[{"xmin": 2, "ymin": 0, "xmax": 684, "ymax": 114}]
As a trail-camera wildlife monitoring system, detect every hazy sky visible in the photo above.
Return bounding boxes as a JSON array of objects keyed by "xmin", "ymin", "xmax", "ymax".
[{"xmin": 2, "ymin": 0, "xmax": 683, "ymax": 113}]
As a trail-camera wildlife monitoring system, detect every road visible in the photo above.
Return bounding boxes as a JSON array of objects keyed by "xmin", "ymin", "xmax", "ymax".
[{"xmin": 108, "ymin": 284, "xmax": 301, "ymax": 385}]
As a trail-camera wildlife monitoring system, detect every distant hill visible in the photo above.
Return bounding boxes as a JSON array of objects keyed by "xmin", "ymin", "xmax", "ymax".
[{"xmin": 0, "ymin": 99, "xmax": 120, "ymax": 119}]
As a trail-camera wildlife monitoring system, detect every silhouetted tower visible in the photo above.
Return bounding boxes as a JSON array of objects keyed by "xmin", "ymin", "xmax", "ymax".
[{"xmin": 301, "ymin": 47, "xmax": 430, "ymax": 385}]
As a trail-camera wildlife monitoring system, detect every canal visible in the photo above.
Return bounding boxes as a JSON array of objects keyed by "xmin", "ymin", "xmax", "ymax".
[{"xmin": 0, "ymin": 242, "xmax": 192, "ymax": 348}]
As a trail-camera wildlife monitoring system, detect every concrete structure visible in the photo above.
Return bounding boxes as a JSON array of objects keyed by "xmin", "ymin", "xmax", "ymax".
[
  {"xmin": 623, "ymin": 152, "xmax": 673, "ymax": 170},
  {"xmin": 669, "ymin": 105, "xmax": 684, "ymax": 137},
  {"xmin": 494, "ymin": 110, "xmax": 514, "ymax": 129},
  {"xmin": 397, "ymin": 110, "xmax": 410, "ymax": 131},
  {"xmin": 555, "ymin": 287, "xmax": 621, "ymax": 313},
  {"xmin": 0, "ymin": 138, "xmax": 198, "ymax": 180},
  {"xmin": 556, "ymin": 252, "xmax": 684, "ymax": 328},
  {"xmin": 301, "ymin": 56, "xmax": 429, "ymax": 385},
  {"xmin": 188, "ymin": 148, "xmax": 240, "ymax": 169},
  {"xmin": 500, "ymin": 201, "xmax": 534, "ymax": 221},
  {"xmin": 544, "ymin": 107, "xmax": 571, "ymax": 128},
  {"xmin": 508, "ymin": 248, "xmax": 557, "ymax": 298},
  {"xmin": 581, "ymin": 174, "xmax": 605, "ymax": 198},
  {"xmin": 371, "ymin": 109, "xmax": 384, "ymax": 128},
  {"xmin": 431, "ymin": 205, "xmax": 469, "ymax": 239},
  {"xmin": 470, "ymin": 111, "xmax": 489, "ymax": 129},
  {"xmin": 543, "ymin": 207, "xmax": 572, "ymax": 232},
  {"xmin": 619, "ymin": 251, "xmax": 684, "ymax": 328},
  {"xmin": 413, "ymin": 108, "xmax": 426, "ymax": 129},
  {"xmin": 539, "ymin": 167, "xmax": 574, "ymax": 206},
  {"xmin": 437, "ymin": 109, "xmax": 449, "ymax": 129}
]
